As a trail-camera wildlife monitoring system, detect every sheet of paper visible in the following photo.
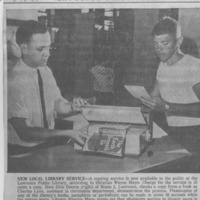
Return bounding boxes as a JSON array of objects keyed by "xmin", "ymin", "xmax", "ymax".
[
  {"xmin": 153, "ymin": 122, "xmax": 168, "ymax": 138},
  {"xmin": 125, "ymin": 85, "xmax": 150, "ymax": 99}
]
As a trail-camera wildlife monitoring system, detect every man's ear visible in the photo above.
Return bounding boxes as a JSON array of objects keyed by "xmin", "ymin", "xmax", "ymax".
[
  {"xmin": 177, "ymin": 36, "xmax": 183, "ymax": 47},
  {"xmin": 19, "ymin": 44, "xmax": 28, "ymax": 55}
]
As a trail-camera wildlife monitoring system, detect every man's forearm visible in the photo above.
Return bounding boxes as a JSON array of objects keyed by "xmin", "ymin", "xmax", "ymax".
[
  {"xmin": 167, "ymin": 102, "xmax": 200, "ymax": 117},
  {"xmin": 150, "ymin": 80, "xmax": 161, "ymax": 97},
  {"xmin": 16, "ymin": 126, "xmax": 73, "ymax": 143}
]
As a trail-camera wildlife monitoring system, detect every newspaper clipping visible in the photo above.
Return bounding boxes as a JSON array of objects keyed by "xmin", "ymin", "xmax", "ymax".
[{"xmin": 2, "ymin": 0, "xmax": 200, "ymax": 200}]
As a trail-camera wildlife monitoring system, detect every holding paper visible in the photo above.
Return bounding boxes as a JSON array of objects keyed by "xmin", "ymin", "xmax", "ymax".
[
  {"xmin": 125, "ymin": 85, "xmax": 166, "ymax": 111},
  {"xmin": 125, "ymin": 85, "xmax": 150, "ymax": 99}
]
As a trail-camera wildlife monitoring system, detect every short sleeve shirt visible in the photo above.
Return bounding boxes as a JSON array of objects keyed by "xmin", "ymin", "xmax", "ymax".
[
  {"xmin": 156, "ymin": 54, "xmax": 200, "ymax": 127},
  {"xmin": 7, "ymin": 59, "xmax": 62, "ymax": 146}
]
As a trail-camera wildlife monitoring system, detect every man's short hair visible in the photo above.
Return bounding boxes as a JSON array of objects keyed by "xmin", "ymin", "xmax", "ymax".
[
  {"xmin": 151, "ymin": 16, "xmax": 181, "ymax": 38},
  {"xmin": 16, "ymin": 20, "xmax": 48, "ymax": 45}
]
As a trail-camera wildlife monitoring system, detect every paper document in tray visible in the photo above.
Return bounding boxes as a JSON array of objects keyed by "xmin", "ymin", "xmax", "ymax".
[
  {"xmin": 125, "ymin": 85, "xmax": 150, "ymax": 99},
  {"xmin": 81, "ymin": 105, "xmax": 146, "ymax": 125}
]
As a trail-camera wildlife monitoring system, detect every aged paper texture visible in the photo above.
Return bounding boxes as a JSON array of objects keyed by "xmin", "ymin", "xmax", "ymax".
[{"xmin": 2, "ymin": 1, "xmax": 200, "ymax": 200}]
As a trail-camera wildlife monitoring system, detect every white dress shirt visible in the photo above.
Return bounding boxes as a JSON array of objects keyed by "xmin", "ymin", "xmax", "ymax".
[{"xmin": 7, "ymin": 59, "xmax": 62, "ymax": 146}]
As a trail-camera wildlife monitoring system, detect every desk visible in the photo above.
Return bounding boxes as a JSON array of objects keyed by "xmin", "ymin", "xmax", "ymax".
[{"xmin": 8, "ymin": 114, "xmax": 192, "ymax": 173}]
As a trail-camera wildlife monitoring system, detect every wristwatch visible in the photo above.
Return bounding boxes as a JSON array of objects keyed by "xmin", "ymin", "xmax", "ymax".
[{"xmin": 165, "ymin": 103, "xmax": 170, "ymax": 111}]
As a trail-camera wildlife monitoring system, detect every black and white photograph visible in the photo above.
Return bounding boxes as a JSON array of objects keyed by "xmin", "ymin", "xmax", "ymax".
[
  {"xmin": 5, "ymin": 4, "xmax": 200, "ymax": 173},
  {"xmin": 2, "ymin": 1, "xmax": 200, "ymax": 200}
]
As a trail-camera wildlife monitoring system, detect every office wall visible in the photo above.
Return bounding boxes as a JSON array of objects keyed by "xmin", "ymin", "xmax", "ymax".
[
  {"xmin": 6, "ymin": 10, "xmax": 38, "ymax": 21},
  {"xmin": 179, "ymin": 8, "xmax": 200, "ymax": 58},
  {"xmin": 74, "ymin": 13, "xmax": 94, "ymax": 97}
]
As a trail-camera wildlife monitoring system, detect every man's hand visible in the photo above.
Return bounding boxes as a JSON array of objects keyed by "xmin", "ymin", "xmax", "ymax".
[
  {"xmin": 140, "ymin": 96, "xmax": 166, "ymax": 111},
  {"xmin": 69, "ymin": 130, "xmax": 88, "ymax": 146},
  {"xmin": 71, "ymin": 97, "xmax": 88, "ymax": 112}
]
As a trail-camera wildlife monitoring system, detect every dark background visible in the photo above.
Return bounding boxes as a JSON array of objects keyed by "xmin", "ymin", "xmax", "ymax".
[{"xmin": 6, "ymin": 8, "xmax": 199, "ymax": 106}]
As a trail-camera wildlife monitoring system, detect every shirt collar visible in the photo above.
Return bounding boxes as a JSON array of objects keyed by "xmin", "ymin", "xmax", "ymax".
[{"xmin": 15, "ymin": 58, "xmax": 47, "ymax": 73}]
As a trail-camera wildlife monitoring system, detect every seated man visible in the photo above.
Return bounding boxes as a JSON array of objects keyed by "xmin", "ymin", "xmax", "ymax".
[
  {"xmin": 140, "ymin": 17, "xmax": 200, "ymax": 159},
  {"xmin": 7, "ymin": 20, "xmax": 87, "ymax": 154}
]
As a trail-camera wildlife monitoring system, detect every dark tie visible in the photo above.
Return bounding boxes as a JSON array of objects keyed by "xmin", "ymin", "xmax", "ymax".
[{"xmin": 37, "ymin": 69, "xmax": 48, "ymax": 128}]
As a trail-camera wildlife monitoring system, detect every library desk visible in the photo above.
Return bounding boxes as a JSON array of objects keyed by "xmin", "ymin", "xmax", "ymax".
[{"xmin": 8, "ymin": 114, "xmax": 192, "ymax": 173}]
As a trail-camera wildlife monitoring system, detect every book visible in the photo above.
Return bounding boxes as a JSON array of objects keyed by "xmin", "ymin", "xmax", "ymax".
[{"xmin": 82, "ymin": 124, "xmax": 128, "ymax": 157}]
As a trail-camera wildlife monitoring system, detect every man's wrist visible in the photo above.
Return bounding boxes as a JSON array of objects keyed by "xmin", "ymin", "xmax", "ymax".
[
  {"xmin": 164, "ymin": 102, "xmax": 174, "ymax": 114},
  {"xmin": 165, "ymin": 103, "xmax": 170, "ymax": 111}
]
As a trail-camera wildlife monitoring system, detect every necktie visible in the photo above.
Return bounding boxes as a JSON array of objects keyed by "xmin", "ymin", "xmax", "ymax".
[{"xmin": 37, "ymin": 69, "xmax": 48, "ymax": 128}]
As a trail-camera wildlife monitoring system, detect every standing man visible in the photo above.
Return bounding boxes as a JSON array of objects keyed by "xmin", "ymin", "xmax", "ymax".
[
  {"xmin": 8, "ymin": 20, "xmax": 87, "ymax": 151},
  {"xmin": 141, "ymin": 17, "xmax": 200, "ymax": 158}
]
